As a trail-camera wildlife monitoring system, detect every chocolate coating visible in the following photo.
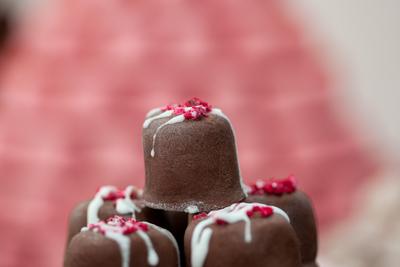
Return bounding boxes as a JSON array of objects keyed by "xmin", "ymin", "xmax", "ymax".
[
  {"xmin": 66, "ymin": 200, "xmax": 167, "ymax": 245},
  {"xmin": 184, "ymin": 214, "xmax": 301, "ymax": 267},
  {"xmin": 64, "ymin": 226, "xmax": 179, "ymax": 267},
  {"xmin": 246, "ymin": 191, "xmax": 318, "ymax": 265},
  {"xmin": 143, "ymin": 112, "xmax": 246, "ymax": 212}
]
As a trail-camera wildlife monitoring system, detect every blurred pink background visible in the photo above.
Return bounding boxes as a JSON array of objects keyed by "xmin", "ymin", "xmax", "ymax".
[{"xmin": 0, "ymin": 0, "xmax": 398, "ymax": 266}]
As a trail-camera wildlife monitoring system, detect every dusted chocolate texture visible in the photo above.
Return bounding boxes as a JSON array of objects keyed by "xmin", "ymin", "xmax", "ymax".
[
  {"xmin": 142, "ymin": 111, "xmax": 246, "ymax": 212},
  {"xmin": 66, "ymin": 200, "xmax": 167, "ymax": 245},
  {"xmin": 185, "ymin": 213, "xmax": 301, "ymax": 267},
  {"xmin": 246, "ymin": 190, "xmax": 318, "ymax": 266},
  {"xmin": 64, "ymin": 224, "xmax": 179, "ymax": 267}
]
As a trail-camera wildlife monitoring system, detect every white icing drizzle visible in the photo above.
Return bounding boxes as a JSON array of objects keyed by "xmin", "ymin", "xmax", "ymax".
[
  {"xmin": 116, "ymin": 186, "xmax": 142, "ymax": 219},
  {"xmin": 147, "ymin": 223, "xmax": 181, "ymax": 267},
  {"xmin": 150, "ymin": 114, "xmax": 185, "ymax": 157},
  {"xmin": 87, "ymin": 185, "xmax": 141, "ymax": 224},
  {"xmin": 209, "ymin": 108, "xmax": 228, "ymax": 121},
  {"xmin": 137, "ymin": 230, "xmax": 159, "ymax": 266},
  {"xmin": 87, "ymin": 186, "xmax": 118, "ymax": 224},
  {"xmin": 190, "ymin": 203, "xmax": 289, "ymax": 267},
  {"xmin": 147, "ymin": 106, "xmax": 222, "ymax": 157},
  {"xmin": 146, "ymin": 107, "xmax": 162, "ymax": 118},
  {"xmin": 81, "ymin": 219, "xmax": 165, "ymax": 267},
  {"xmin": 81, "ymin": 222, "xmax": 131, "ymax": 267},
  {"xmin": 143, "ymin": 110, "xmax": 173, "ymax": 128},
  {"xmin": 105, "ymin": 230, "xmax": 131, "ymax": 267},
  {"xmin": 185, "ymin": 205, "xmax": 200, "ymax": 214}
]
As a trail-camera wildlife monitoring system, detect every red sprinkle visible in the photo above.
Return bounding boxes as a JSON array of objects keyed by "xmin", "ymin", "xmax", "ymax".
[
  {"xmin": 162, "ymin": 97, "xmax": 212, "ymax": 120},
  {"xmin": 215, "ymin": 219, "xmax": 228, "ymax": 225},
  {"xmin": 89, "ymin": 215, "xmax": 149, "ymax": 236},
  {"xmin": 193, "ymin": 212, "xmax": 208, "ymax": 220},
  {"xmin": 102, "ymin": 190, "xmax": 126, "ymax": 201},
  {"xmin": 249, "ymin": 175, "xmax": 297, "ymax": 195},
  {"xmin": 246, "ymin": 206, "xmax": 274, "ymax": 218}
]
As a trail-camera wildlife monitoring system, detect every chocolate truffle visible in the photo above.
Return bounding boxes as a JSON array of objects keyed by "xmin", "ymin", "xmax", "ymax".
[
  {"xmin": 246, "ymin": 176, "xmax": 318, "ymax": 267},
  {"xmin": 184, "ymin": 202, "xmax": 301, "ymax": 267},
  {"xmin": 66, "ymin": 185, "xmax": 167, "ymax": 245},
  {"xmin": 64, "ymin": 215, "xmax": 180, "ymax": 267},
  {"xmin": 142, "ymin": 98, "xmax": 246, "ymax": 212}
]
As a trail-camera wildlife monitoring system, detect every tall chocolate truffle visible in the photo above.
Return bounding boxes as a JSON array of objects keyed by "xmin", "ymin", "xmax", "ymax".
[
  {"xmin": 142, "ymin": 98, "xmax": 246, "ymax": 212},
  {"xmin": 66, "ymin": 185, "xmax": 166, "ymax": 245},
  {"xmin": 246, "ymin": 176, "xmax": 318, "ymax": 267},
  {"xmin": 64, "ymin": 215, "xmax": 180, "ymax": 267},
  {"xmin": 185, "ymin": 202, "xmax": 301, "ymax": 267}
]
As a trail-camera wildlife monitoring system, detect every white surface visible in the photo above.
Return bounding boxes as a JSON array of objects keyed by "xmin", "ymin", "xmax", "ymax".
[{"xmin": 288, "ymin": 0, "xmax": 400, "ymax": 163}]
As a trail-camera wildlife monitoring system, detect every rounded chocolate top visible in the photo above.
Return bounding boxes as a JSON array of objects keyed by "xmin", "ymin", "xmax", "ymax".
[
  {"xmin": 142, "ymin": 98, "xmax": 246, "ymax": 212},
  {"xmin": 246, "ymin": 176, "xmax": 318, "ymax": 264},
  {"xmin": 65, "ymin": 215, "xmax": 179, "ymax": 267},
  {"xmin": 185, "ymin": 203, "xmax": 301, "ymax": 267}
]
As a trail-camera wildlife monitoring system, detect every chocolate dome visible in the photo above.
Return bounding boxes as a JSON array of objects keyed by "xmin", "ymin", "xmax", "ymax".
[
  {"xmin": 184, "ymin": 202, "xmax": 301, "ymax": 267},
  {"xmin": 246, "ymin": 176, "xmax": 318, "ymax": 266},
  {"xmin": 142, "ymin": 98, "xmax": 246, "ymax": 212},
  {"xmin": 66, "ymin": 185, "xmax": 166, "ymax": 245},
  {"xmin": 64, "ymin": 215, "xmax": 179, "ymax": 267}
]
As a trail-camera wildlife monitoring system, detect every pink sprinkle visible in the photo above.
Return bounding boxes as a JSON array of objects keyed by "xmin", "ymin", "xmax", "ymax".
[
  {"xmin": 249, "ymin": 175, "xmax": 297, "ymax": 195},
  {"xmin": 89, "ymin": 215, "xmax": 149, "ymax": 236},
  {"xmin": 193, "ymin": 212, "xmax": 208, "ymax": 220},
  {"xmin": 216, "ymin": 219, "xmax": 228, "ymax": 225},
  {"xmin": 246, "ymin": 206, "xmax": 274, "ymax": 218},
  {"xmin": 161, "ymin": 97, "xmax": 212, "ymax": 120},
  {"xmin": 102, "ymin": 190, "xmax": 125, "ymax": 201}
]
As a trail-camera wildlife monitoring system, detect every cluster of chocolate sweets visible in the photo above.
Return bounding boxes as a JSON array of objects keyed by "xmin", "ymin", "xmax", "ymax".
[{"xmin": 64, "ymin": 98, "xmax": 318, "ymax": 267}]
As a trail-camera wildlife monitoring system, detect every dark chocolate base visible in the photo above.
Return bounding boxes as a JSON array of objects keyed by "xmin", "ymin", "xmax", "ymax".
[
  {"xmin": 65, "ymin": 226, "xmax": 179, "ymax": 267},
  {"xmin": 246, "ymin": 191, "xmax": 318, "ymax": 264},
  {"xmin": 143, "ymin": 113, "xmax": 246, "ymax": 212},
  {"xmin": 66, "ymin": 200, "xmax": 167, "ymax": 245},
  {"xmin": 185, "ymin": 214, "xmax": 301, "ymax": 267}
]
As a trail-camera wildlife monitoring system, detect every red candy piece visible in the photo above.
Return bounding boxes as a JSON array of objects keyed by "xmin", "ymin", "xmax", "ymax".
[
  {"xmin": 249, "ymin": 175, "xmax": 297, "ymax": 195},
  {"xmin": 162, "ymin": 97, "xmax": 212, "ymax": 120},
  {"xmin": 90, "ymin": 215, "xmax": 149, "ymax": 236},
  {"xmin": 102, "ymin": 190, "xmax": 126, "ymax": 201},
  {"xmin": 215, "ymin": 219, "xmax": 228, "ymax": 225},
  {"xmin": 246, "ymin": 205, "xmax": 274, "ymax": 218},
  {"xmin": 193, "ymin": 212, "xmax": 208, "ymax": 220}
]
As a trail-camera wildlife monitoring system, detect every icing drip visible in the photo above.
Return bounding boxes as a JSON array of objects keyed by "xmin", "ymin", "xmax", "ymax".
[
  {"xmin": 143, "ymin": 110, "xmax": 174, "ymax": 129},
  {"xmin": 143, "ymin": 98, "xmax": 215, "ymax": 157},
  {"xmin": 146, "ymin": 223, "xmax": 181, "ymax": 267},
  {"xmin": 150, "ymin": 114, "xmax": 185, "ymax": 157},
  {"xmin": 116, "ymin": 186, "xmax": 142, "ymax": 220},
  {"xmin": 87, "ymin": 185, "xmax": 141, "ymax": 224},
  {"xmin": 87, "ymin": 186, "xmax": 118, "ymax": 224},
  {"xmin": 145, "ymin": 107, "xmax": 162, "ymax": 119},
  {"xmin": 104, "ymin": 231, "xmax": 130, "ymax": 267},
  {"xmin": 185, "ymin": 205, "xmax": 200, "ymax": 214},
  {"xmin": 81, "ymin": 216, "xmax": 158, "ymax": 267},
  {"xmin": 190, "ymin": 203, "xmax": 289, "ymax": 267},
  {"xmin": 137, "ymin": 231, "xmax": 159, "ymax": 266}
]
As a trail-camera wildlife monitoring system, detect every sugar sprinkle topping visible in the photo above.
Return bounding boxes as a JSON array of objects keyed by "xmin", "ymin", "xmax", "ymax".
[
  {"xmin": 82, "ymin": 215, "xmax": 158, "ymax": 267},
  {"xmin": 248, "ymin": 175, "xmax": 297, "ymax": 196},
  {"xmin": 190, "ymin": 202, "xmax": 289, "ymax": 267}
]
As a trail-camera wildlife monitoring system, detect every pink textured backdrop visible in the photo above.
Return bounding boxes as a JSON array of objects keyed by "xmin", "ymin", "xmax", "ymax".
[{"xmin": 0, "ymin": 1, "xmax": 377, "ymax": 266}]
